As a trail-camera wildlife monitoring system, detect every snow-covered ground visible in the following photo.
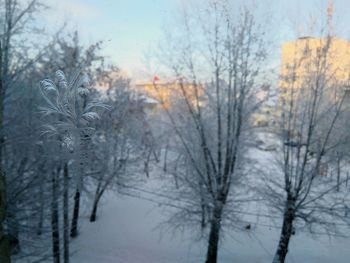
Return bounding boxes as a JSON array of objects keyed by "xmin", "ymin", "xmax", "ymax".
[
  {"xmin": 70, "ymin": 183, "xmax": 350, "ymax": 263},
  {"xmin": 64, "ymin": 131, "xmax": 350, "ymax": 263}
]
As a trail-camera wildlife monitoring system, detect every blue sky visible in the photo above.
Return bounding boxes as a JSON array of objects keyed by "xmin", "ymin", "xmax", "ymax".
[
  {"xmin": 43, "ymin": 0, "xmax": 350, "ymax": 77},
  {"xmin": 44, "ymin": 0, "xmax": 180, "ymax": 76}
]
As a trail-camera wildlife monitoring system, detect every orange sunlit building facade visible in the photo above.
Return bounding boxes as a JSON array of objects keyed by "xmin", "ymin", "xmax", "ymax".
[
  {"xmin": 278, "ymin": 36, "xmax": 350, "ymax": 116},
  {"xmin": 134, "ymin": 79, "xmax": 205, "ymax": 111}
]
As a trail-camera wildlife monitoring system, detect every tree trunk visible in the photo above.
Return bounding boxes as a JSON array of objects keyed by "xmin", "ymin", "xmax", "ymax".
[
  {"xmin": 336, "ymin": 157, "xmax": 340, "ymax": 192},
  {"xmin": 0, "ymin": 174, "xmax": 10, "ymax": 263},
  {"xmin": 200, "ymin": 183, "xmax": 206, "ymax": 229},
  {"xmin": 63, "ymin": 163, "xmax": 69, "ymax": 263},
  {"xmin": 70, "ymin": 189, "xmax": 80, "ymax": 238},
  {"xmin": 272, "ymin": 199, "xmax": 295, "ymax": 263},
  {"xmin": 163, "ymin": 141, "xmax": 169, "ymax": 172},
  {"xmin": 37, "ymin": 173, "xmax": 44, "ymax": 236},
  {"xmin": 89, "ymin": 196, "xmax": 100, "ymax": 222},
  {"xmin": 51, "ymin": 170, "xmax": 60, "ymax": 263},
  {"xmin": 144, "ymin": 150, "xmax": 151, "ymax": 178},
  {"xmin": 90, "ymin": 182, "xmax": 102, "ymax": 222},
  {"xmin": 8, "ymin": 207, "xmax": 19, "ymax": 255},
  {"xmin": 0, "ymin": 42, "xmax": 11, "ymax": 263},
  {"xmin": 205, "ymin": 204, "xmax": 223, "ymax": 263}
]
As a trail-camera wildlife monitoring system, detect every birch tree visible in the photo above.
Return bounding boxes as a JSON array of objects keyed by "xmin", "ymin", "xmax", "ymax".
[
  {"xmin": 157, "ymin": 1, "xmax": 267, "ymax": 262},
  {"xmin": 263, "ymin": 34, "xmax": 350, "ymax": 263},
  {"xmin": 87, "ymin": 71, "xmax": 145, "ymax": 222}
]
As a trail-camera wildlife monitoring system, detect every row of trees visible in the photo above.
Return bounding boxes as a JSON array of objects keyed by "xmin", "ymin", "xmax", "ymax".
[
  {"xmin": 0, "ymin": 1, "xmax": 153, "ymax": 262},
  {"xmin": 1, "ymin": 0, "xmax": 350, "ymax": 263},
  {"xmin": 150, "ymin": 1, "xmax": 350, "ymax": 263},
  {"xmin": 0, "ymin": 0, "xmax": 45, "ymax": 261}
]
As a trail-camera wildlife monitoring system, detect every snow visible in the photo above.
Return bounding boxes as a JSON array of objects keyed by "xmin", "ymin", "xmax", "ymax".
[
  {"xmin": 32, "ymin": 131, "xmax": 348, "ymax": 263},
  {"xmin": 70, "ymin": 180, "xmax": 350, "ymax": 263},
  {"xmin": 70, "ymin": 193, "xmax": 205, "ymax": 263}
]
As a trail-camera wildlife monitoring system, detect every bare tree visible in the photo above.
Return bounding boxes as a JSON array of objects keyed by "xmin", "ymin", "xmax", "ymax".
[
  {"xmin": 263, "ymin": 34, "xmax": 350, "ymax": 263},
  {"xmin": 87, "ymin": 71, "xmax": 146, "ymax": 222},
  {"xmin": 0, "ymin": 0, "xmax": 45, "ymax": 261},
  {"xmin": 155, "ymin": 1, "xmax": 267, "ymax": 262}
]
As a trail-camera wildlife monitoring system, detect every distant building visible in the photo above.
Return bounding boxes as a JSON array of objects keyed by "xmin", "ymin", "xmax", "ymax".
[
  {"xmin": 134, "ymin": 78, "xmax": 204, "ymax": 111},
  {"xmin": 279, "ymin": 36, "xmax": 350, "ymax": 113}
]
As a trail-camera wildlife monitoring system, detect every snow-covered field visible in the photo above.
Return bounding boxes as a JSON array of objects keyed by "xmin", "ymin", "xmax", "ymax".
[{"xmin": 70, "ymin": 181, "xmax": 350, "ymax": 263}]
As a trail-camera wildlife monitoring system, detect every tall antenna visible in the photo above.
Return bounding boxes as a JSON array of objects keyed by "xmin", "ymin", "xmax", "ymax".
[{"xmin": 327, "ymin": 0, "xmax": 334, "ymax": 36}]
